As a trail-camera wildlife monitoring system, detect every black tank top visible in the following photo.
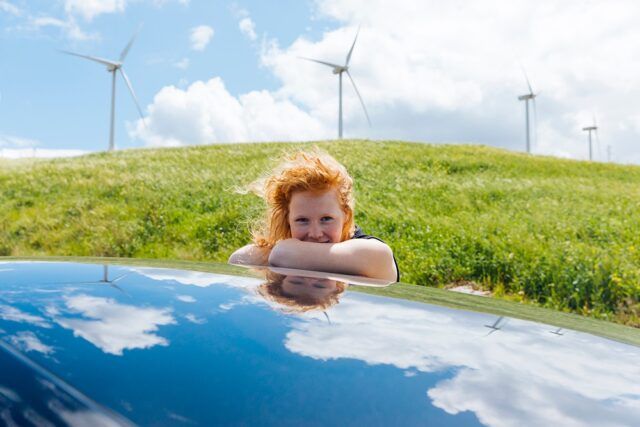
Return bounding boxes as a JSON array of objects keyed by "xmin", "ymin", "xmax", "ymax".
[{"xmin": 352, "ymin": 226, "xmax": 400, "ymax": 282}]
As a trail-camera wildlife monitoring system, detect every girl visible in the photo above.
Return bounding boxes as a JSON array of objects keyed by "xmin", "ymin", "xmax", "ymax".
[{"xmin": 229, "ymin": 150, "xmax": 399, "ymax": 282}]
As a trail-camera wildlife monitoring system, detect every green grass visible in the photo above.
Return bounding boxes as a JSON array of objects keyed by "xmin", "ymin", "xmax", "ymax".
[{"xmin": 1, "ymin": 140, "xmax": 639, "ymax": 326}]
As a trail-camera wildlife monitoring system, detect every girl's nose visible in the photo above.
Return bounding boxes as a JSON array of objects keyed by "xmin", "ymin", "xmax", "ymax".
[{"xmin": 308, "ymin": 222, "xmax": 323, "ymax": 239}]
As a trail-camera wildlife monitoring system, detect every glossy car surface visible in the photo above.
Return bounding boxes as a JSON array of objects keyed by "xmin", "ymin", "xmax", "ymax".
[{"xmin": 0, "ymin": 261, "xmax": 638, "ymax": 426}]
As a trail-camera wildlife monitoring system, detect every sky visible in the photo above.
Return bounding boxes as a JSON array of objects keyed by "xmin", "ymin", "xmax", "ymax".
[{"xmin": 1, "ymin": 0, "xmax": 639, "ymax": 164}]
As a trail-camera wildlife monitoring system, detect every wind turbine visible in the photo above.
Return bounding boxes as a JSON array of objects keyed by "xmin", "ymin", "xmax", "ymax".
[
  {"xmin": 44, "ymin": 265, "xmax": 129, "ymax": 295},
  {"xmin": 484, "ymin": 316, "xmax": 507, "ymax": 336},
  {"xmin": 518, "ymin": 68, "xmax": 539, "ymax": 153},
  {"xmin": 61, "ymin": 30, "xmax": 145, "ymax": 151},
  {"xmin": 299, "ymin": 28, "xmax": 371, "ymax": 139},
  {"xmin": 582, "ymin": 115, "xmax": 599, "ymax": 161}
]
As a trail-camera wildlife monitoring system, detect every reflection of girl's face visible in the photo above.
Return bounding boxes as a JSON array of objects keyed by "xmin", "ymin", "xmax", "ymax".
[
  {"xmin": 288, "ymin": 189, "xmax": 345, "ymax": 243},
  {"xmin": 281, "ymin": 276, "xmax": 339, "ymax": 300}
]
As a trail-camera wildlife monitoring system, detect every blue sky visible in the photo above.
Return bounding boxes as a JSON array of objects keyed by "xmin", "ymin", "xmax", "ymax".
[
  {"xmin": 2, "ymin": 0, "xmax": 640, "ymax": 164},
  {"xmin": 0, "ymin": 0, "xmax": 329, "ymax": 151}
]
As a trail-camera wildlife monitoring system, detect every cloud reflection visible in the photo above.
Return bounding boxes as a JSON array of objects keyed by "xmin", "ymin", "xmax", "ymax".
[
  {"xmin": 7, "ymin": 331, "xmax": 54, "ymax": 355},
  {"xmin": 0, "ymin": 305, "xmax": 52, "ymax": 329},
  {"xmin": 54, "ymin": 295, "xmax": 175, "ymax": 356},
  {"xmin": 284, "ymin": 295, "xmax": 640, "ymax": 426},
  {"xmin": 130, "ymin": 267, "xmax": 262, "ymax": 288}
]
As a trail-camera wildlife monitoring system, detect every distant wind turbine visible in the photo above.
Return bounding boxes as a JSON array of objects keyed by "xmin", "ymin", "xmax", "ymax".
[
  {"xmin": 518, "ymin": 68, "xmax": 539, "ymax": 153},
  {"xmin": 299, "ymin": 28, "xmax": 371, "ymax": 139},
  {"xmin": 582, "ymin": 115, "xmax": 599, "ymax": 161},
  {"xmin": 61, "ymin": 29, "xmax": 145, "ymax": 151}
]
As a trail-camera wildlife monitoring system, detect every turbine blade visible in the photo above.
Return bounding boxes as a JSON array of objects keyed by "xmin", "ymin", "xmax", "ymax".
[
  {"xmin": 120, "ymin": 25, "xmax": 142, "ymax": 63},
  {"xmin": 346, "ymin": 70, "xmax": 371, "ymax": 126},
  {"xmin": 108, "ymin": 282, "xmax": 129, "ymax": 296},
  {"xmin": 119, "ymin": 69, "xmax": 146, "ymax": 123},
  {"xmin": 520, "ymin": 65, "xmax": 534, "ymax": 95},
  {"xmin": 345, "ymin": 26, "xmax": 360, "ymax": 66},
  {"xmin": 484, "ymin": 328, "xmax": 498, "ymax": 337},
  {"xmin": 60, "ymin": 50, "xmax": 118, "ymax": 68},
  {"xmin": 298, "ymin": 56, "xmax": 342, "ymax": 69},
  {"xmin": 111, "ymin": 273, "xmax": 128, "ymax": 283}
]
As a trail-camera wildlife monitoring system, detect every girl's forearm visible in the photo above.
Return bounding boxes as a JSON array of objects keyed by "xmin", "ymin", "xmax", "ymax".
[{"xmin": 268, "ymin": 239, "xmax": 396, "ymax": 280}]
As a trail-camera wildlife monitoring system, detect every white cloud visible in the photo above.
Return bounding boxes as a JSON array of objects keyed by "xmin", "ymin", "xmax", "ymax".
[
  {"xmin": 118, "ymin": 0, "xmax": 640, "ymax": 163},
  {"xmin": 64, "ymin": 0, "xmax": 126, "ymax": 21},
  {"xmin": 55, "ymin": 295, "xmax": 175, "ymax": 355},
  {"xmin": 152, "ymin": 0, "xmax": 190, "ymax": 5},
  {"xmin": 189, "ymin": 25, "xmax": 214, "ymax": 51},
  {"xmin": 0, "ymin": 148, "xmax": 89, "ymax": 159},
  {"xmin": 252, "ymin": 0, "xmax": 640, "ymax": 163},
  {"xmin": 7, "ymin": 331, "xmax": 54, "ymax": 355},
  {"xmin": 239, "ymin": 17, "xmax": 256, "ymax": 41},
  {"xmin": 0, "ymin": 1, "xmax": 20, "ymax": 16},
  {"xmin": 0, "ymin": 134, "xmax": 38, "ymax": 148},
  {"xmin": 174, "ymin": 57, "xmax": 190, "ymax": 70},
  {"xmin": 27, "ymin": 15, "xmax": 94, "ymax": 41},
  {"xmin": 129, "ymin": 77, "xmax": 329, "ymax": 146},
  {"xmin": 1, "ymin": 133, "xmax": 88, "ymax": 158}
]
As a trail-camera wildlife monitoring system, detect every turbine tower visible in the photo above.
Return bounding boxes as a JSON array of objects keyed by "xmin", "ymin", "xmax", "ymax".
[
  {"xmin": 300, "ymin": 28, "xmax": 371, "ymax": 139},
  {"xmin": 582, "ymin": 116, "xmax": 599, "ymax": 161},
  {"xmin": 518, "ymin": 69, "xmax": 538, "ymax": 153},
  {"xmin": 61, "ymin": 30, "xmax": 145, "ymax": 151}
]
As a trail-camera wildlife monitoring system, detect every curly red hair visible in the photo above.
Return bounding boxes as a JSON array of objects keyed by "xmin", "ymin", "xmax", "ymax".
[{"xmin": 249, "ymin": 150, "xmax": 355, "ymax": 248}]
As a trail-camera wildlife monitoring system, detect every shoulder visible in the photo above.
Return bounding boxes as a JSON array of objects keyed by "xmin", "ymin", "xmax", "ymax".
[
  {"xmin": 351, "ymin": 225, "xmax": 384, "ymax": 242},
  {"xmin": 228, "ymin": 244, "xmax": 270, "ymax": 266},
  {"xmin": 349, "ymin": 226, "xmax": 400, "ymax": 282}
]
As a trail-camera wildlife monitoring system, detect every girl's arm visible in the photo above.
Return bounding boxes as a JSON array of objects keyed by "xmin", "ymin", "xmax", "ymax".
[
  {"xmin": 268, "ymin": 238, "xmax": 397, "ymax": 281},
  {"xmin": 228, "ymin": 244, "xmax": 271, "ymax": 266}
]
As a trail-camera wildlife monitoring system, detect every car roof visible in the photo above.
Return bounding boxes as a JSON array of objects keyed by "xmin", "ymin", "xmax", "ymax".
[{"xmin": 0, "ymin": 260, "xmax": 639, "ymax": 426}]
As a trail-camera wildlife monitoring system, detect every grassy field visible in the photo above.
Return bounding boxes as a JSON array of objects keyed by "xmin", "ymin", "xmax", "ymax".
[{"xmin": 1, "ymin": 140, "xmax": 639, "ymax": 326}]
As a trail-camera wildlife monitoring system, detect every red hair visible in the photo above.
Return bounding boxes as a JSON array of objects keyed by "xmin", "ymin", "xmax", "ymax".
[
  {"xmin": 249, "ymin": 150, "xmax": 355, "ymax": 248},
  {"xmin": 257, "ymin": 271, "xmax": 346, "ymax": 313}
]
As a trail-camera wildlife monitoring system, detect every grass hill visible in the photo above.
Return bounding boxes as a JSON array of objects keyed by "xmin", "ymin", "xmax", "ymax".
[{"xmin": 1, "ymin": 140, "xmax": 639, "ymax": 326}]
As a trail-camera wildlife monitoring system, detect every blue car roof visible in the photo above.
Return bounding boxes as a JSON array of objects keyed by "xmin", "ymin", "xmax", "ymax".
[{"xmin": 0, "ymin": 261, "xmax": 638, "ymax": 426}]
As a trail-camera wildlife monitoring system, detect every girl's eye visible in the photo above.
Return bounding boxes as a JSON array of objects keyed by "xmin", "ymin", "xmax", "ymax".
[
  {"xmin": 321, "ymin": 216, "xmax": 333, "ymax": 222},
  {"xmin": 295, "ymin": 218, "xmax": 309, "ymax": 223}
]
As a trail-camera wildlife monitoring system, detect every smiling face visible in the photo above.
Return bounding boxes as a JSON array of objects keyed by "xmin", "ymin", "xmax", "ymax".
[{"xmin": 288, "ymin": 189, "xmax": 346, "ymax": 243}]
